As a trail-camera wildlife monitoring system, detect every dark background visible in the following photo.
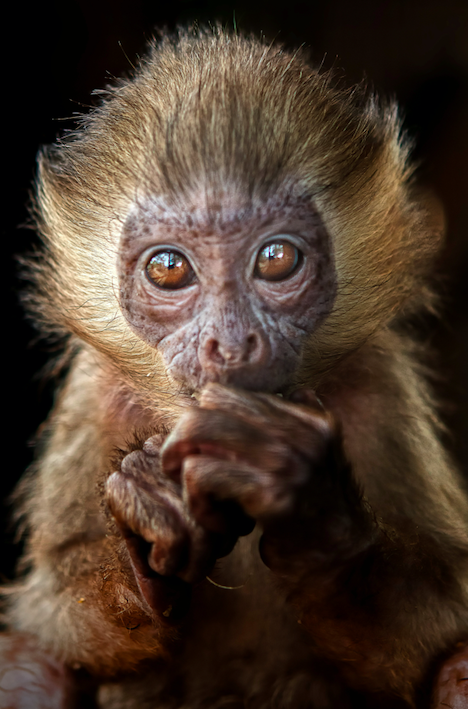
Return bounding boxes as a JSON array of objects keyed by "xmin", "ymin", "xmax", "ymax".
[{"xmin": 4, "ymin": 0, "xmax": 468, "ymax": 579}]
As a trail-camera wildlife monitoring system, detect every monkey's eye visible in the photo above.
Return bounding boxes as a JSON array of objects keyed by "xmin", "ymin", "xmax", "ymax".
[
  {"xmin": 255, "ymin": 240, "xmax": 301, "ymax": 281},
  {"xmin": 146, "ymin": 250, "xmax": 195, "ymax": 289}
]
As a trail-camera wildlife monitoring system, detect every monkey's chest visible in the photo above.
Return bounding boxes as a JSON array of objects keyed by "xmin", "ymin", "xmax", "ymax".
[{"xmin": 97, "ymin": 535, "xmax": 350, "ymax": 708}]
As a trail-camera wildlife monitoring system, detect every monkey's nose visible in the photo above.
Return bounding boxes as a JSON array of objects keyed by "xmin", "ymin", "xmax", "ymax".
[{"xmin": 201, "ymin": 333, "xmax": 266, "ymax": 370}]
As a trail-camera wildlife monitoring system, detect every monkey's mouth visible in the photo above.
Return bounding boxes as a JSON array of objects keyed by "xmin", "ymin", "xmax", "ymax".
[{"xmin": 190, "ymin": 389, "xmax": 285, "ymax": 400}]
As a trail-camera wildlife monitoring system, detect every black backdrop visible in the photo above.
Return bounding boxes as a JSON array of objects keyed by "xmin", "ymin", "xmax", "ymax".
[{"xmin": 4, "ymin": 0, "xmax": 468, "ymax": 579}]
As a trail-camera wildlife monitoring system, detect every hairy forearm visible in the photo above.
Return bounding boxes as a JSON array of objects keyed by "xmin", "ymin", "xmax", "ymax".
[{"xmin": 279, "ymin": 332, "xmax": 468, "ymax": 696}]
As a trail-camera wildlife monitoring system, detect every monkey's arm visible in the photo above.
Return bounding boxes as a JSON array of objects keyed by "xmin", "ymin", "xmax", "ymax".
[
  {"xmin": 5, "ymin": 349, "xmax": 183, "ymax": 676},
  {"xmin": 289, "ymin": 330, "xmax": 468, "ymax": 700},
  {"xmin": 160, "ymin": 329, "xmax": 468, "ymax": 701}
]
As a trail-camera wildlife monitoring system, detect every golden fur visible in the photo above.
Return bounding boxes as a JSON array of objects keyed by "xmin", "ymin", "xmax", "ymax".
[{"xmin": 2, "ymin": 28, "xmax": 465, "ymax": 709}]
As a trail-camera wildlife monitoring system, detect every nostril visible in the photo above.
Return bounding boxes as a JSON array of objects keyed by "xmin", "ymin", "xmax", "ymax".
[
  {"xmin": 201, "ymin": 332, "xmax": 266, "ymax": 369},
  {"xmin": 205, "ymin": 339, "xmax": 226, "ymax": 365},
  {"xmin": 245, "ymin": 334, "xmax": 259, "ymax": 361}
]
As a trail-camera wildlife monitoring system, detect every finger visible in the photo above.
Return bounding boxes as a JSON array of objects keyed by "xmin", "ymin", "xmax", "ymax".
[
  {"xmin": 107, "ymin": 471, "xmax": 183, "ymax": 535},
  {"xmin": 200, "ymin": 384, "xmax": 335, "ymax": 460},
  {"xmin": 161, "ymin": 408, "xmax": 290, "ymax": 480},
  {"xmin": 162, "ymin": 406, "xmax": 331, "ymax": 485},
  {"xmin": 182, "ymin": 454, "xmax": 305, "ymax": 523},
  {"xmin": 200, "ymin": 383, "xmax": 333, "ymax": 435},
  {"xmin": 125, "ymin": 542, "xmax": 192, "ymax": 624},
  {"xmin": 106, "ymin": 471, "xmax": 191, "ymax": 577}
]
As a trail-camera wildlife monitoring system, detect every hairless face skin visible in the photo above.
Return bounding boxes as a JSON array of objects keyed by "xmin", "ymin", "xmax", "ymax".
[{"xmin": 119, "ymin": 194, "xmax": 336, "ymax": 393}]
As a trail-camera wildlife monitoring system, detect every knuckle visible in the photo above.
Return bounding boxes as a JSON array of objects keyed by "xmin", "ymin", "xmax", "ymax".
[{"xmin": 121, "ymin": 449, "xmax": 149, "ymax": 474}]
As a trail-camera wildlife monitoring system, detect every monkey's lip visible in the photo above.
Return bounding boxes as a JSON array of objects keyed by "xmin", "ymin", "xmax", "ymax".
[{"xmin": 190, "ymin": 389, "xmax": 286, "ymax": 400}]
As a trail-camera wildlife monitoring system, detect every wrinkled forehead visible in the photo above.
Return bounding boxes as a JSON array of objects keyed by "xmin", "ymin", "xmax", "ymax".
[
  {"xmin": 118, "ymin": 187, "xmax": 331, "ymax": 270},
  {"xmin": 127, "ymin": 185, "xmax": 324, "ymax": 234}
]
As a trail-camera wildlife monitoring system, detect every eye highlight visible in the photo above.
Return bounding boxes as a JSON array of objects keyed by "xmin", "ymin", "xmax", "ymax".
[
  {"xmin": 255, "ymin": 240, "xmax": 301, "ymax": 282},
  {"xmin": 146, "ymin": 250, "xmax": 195, "ymax": 289}
]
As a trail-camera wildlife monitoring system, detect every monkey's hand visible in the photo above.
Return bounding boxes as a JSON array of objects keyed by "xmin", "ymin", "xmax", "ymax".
[
  {"xmin": 160, "ymin": 383, "xmax": 369, "ymax": 580},
  {"xmin": 106, "ymin": 433, "xmax": 254, "ymax": 621}
]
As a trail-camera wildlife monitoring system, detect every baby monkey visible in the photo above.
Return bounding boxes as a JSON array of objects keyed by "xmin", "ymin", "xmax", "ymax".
[{"xmin": 2, "ymin": 27, "xmax": 468, "ymax": 709}]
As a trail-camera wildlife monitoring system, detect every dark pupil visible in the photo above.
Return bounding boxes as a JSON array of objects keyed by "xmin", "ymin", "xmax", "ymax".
[
  {"xmin": 162, "ymin": 252, "xmax": 178, "ymax": 269},
  {"xmin": 266, "ymin": 244, "xmax": 284, "ymax": 260},
  {"xmin": 256, "ymin": 240, "xmax": 299, "ymax": 281}
]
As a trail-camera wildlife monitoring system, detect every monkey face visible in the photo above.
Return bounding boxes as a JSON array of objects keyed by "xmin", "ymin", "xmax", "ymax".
[{"xmin": 118, "ymin": 192, "xmax": 336, "ymax": 394}]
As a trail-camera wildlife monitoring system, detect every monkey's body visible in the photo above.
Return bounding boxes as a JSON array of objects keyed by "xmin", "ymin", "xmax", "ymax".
[
  {"xmin": 96, "ymin": 533, "xmax": 344, "ymax": 708},
  {"xmin": 3, "ymin": 29, "xmax": 468, "ymax": 709},
  {"xmin": 8, "ymin": 349, "xmax": 345, "ymax": 709}
]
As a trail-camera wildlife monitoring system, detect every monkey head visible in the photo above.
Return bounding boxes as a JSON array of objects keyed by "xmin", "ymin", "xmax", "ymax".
[
  {"xmin": 118, "ymin": 192, "xmax": 336, "ymax": 393},
  {"xmin": 30, "ymin": 32, "xmax": 442, "ymax": 401}
]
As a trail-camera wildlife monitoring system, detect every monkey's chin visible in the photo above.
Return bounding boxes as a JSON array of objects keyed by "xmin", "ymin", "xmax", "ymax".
[{"xmin": 167, "ymin": 365, "xmax": 297, "ymax": 399}]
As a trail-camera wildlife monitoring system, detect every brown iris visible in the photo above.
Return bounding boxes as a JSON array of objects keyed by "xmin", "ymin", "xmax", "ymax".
[
  {"xmin": 255, "ymin": 240, "xmax": 301, "ymax": 281},
  {"xmin": 146, "ymin": 250, "xmax": 194, "ymax": 289}
]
